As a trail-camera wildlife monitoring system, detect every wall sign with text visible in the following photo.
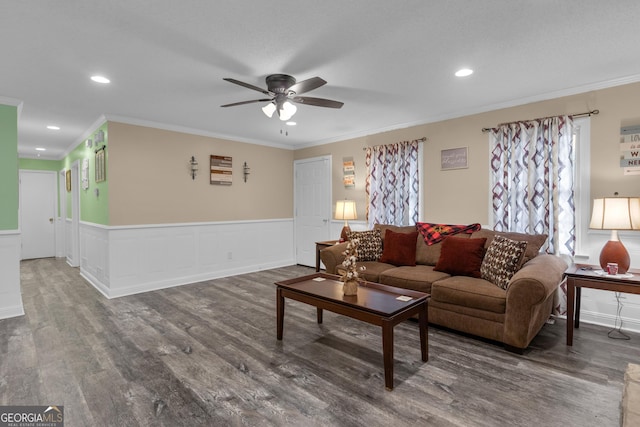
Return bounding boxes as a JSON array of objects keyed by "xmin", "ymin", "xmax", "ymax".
[
  {"xmin": 620, "ymin": 126, "xmax": 640, "ymax": 175},
  {"xmin": 441, "ymin": 147, "xmax": 468, "ymax": 170}
]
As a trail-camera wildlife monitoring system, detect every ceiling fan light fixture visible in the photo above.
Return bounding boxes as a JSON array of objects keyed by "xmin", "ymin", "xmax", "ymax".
[
  {"xmin": 262, "ymin": 102, "xmax": 276, "ymax": 118},
  {"xmin": 278, "ymin": 101, "xmax": 297, "ymax": 121}
]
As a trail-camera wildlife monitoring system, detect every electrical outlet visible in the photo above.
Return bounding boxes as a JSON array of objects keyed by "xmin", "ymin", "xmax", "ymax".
[{"xmin": 227, "ymin": 251, "xmax": 232, "ymax": 260}]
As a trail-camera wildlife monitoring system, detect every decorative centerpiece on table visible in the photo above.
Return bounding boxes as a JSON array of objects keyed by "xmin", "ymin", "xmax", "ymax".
[{"xmin": 341, "ymin": 238, "xmax": 365, "ymax": 295}]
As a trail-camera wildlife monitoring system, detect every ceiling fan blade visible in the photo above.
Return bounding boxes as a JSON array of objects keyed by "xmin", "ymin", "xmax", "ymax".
[
  {"xmin": 288, "ymin": 77, "xmax": 326, "ymax": 95},
  {"xmin": 220, "ymin": 98, "xmax": 272, "ymax": 107},
  {"xmin": 291, "ymin": 96, "xmax": 343, "ymax": 109},
  {"xmin": 223, "ymin": 78, "xmax": 271, "ymax": 95}
]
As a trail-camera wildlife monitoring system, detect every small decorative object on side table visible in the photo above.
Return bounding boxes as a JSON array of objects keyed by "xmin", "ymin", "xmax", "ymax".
[{"xmin": 341, "ymin": 238, "xmax": 365, "ymax": 295}]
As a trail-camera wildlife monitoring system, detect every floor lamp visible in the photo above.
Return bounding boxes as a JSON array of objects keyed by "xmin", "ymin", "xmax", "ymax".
[
  {"xmin": 335, "ymin": 200, "xmax": 357, "ymax": 242},
  {"xmin": 589, "ymin": 197, "xmax": 640, "ymax": 274}
]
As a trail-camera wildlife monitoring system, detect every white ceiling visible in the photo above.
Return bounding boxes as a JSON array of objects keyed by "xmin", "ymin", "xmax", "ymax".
[{"xmin": 3, "ymin": 1, "xmax": 640, "ymax": 159}]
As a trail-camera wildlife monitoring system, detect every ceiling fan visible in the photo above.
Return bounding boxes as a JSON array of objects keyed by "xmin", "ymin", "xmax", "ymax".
[{"xmin": 221, "ymin": 74, "xmax": 343, "ymax": 121}]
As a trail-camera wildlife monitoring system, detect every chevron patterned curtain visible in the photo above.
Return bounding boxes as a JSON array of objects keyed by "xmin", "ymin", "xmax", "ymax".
[
  {"xmin": 365, "ymin": 141, "xmax": 420, "ymax": 228},
  {"xmin": 490, "ymin": 116, "xmax": 575, "ymax": 315}
]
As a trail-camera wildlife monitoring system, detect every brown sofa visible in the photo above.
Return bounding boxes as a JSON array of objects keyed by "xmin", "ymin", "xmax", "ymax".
[{"xmin": 320, "ymin": 224, "xmax": 567, "ymax": 353}]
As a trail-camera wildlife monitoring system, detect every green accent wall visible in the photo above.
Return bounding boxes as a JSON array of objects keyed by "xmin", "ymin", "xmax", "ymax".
[
  {"xmin": 0, "ymin": 104, "xmax": 18, "ymax": 230},
  {"xmin": 61, "ymin": 122, "xmax": 109, "ymax": 225}
]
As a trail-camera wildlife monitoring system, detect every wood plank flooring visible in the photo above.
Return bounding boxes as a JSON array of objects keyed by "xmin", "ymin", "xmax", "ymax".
[{"xmin": 2, "ymin": 258, "xmax": 639, "ymax": 426}]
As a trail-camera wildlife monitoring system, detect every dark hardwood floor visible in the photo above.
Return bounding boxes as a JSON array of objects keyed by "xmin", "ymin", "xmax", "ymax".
[{"xmin": 1, "ymin": 258, "xmax": 638, "ymax": 426}]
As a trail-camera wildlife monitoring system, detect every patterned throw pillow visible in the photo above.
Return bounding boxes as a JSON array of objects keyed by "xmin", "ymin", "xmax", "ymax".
[
  {"xmin": 347, "ymin": 229, "xmax": 383, "ymax": 261},
  {"xmin": 480, "ymin": 235, "xmax": 528, "ymax": 289}
]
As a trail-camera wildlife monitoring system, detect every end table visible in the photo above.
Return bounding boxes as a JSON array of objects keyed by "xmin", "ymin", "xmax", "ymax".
[
  {"xmin": 565, "ymin": 264, "xmax": 640, "ymax": 346},
  {"xmin": 315, "ymin": 240, "xmax": 339, "ymax": 271}
]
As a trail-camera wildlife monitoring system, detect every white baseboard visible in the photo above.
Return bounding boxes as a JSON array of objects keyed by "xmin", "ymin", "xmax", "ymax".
[
  {"xmin": 573, "ymin": 310, "xmax": 640, "ymax": 334},
  {"xmin": 0, "ymin": 233, "xmax": 23, "ymax": 319},
  {"xmin": 0, "ymin": 305, "xmax": 25, "ymax": 320}
]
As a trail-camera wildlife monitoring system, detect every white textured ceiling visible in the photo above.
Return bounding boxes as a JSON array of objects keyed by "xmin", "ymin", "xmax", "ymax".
[{"xmin": 3, "ymin": 1, "xmax": 640, "ymax": 159}]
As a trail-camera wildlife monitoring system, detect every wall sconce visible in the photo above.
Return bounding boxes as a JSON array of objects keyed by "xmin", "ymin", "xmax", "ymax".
[
  {"xmin": 243, "ymin": 162, "xmax": 250, "ymax": 182},
  {"xmin": 189, "ymin": 156, "xmax": 198, "ymax": 180}
]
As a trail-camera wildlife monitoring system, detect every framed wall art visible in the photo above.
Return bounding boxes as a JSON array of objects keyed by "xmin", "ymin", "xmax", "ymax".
[
  {"xmin": 210, "ymin": 155, "xmax": 233, "ymax": 185},
  {"xmin": 95, "ymin": 146, "xmax": 106, "ymax": 182},
  {"xmin": 441, "ymin": 147, "xmax": 468, "ymax": 170}
]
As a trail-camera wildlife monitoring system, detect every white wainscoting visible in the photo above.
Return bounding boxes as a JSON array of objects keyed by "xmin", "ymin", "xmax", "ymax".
[
  {"xmin": 0, "ymin": 231, "xmax": 24, "ymax": 319},
  {"xmin": 79, "ymin": 219, "xmax": 295, "ymax": 299}
]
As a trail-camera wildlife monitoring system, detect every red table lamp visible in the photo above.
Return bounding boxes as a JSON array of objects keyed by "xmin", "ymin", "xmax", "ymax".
[{"xmin": 589, "ymin": 197, "xmax": 640, "ymax": 274}]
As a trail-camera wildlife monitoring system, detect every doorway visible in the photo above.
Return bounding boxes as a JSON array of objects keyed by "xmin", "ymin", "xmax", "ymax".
[
  {"xmin": 19, "ymin": 170, "xmax": 57, "ymax": 260},
  {"xmin": 293, "ymin": 156, "xmax": 331, "ymax": 267}
]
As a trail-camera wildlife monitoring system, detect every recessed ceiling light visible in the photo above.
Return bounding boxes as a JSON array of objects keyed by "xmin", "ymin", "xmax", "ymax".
[
  {"xmin": 90, "ymin": 75, "xmax": 111, "ymax": 84},
  {"xmin": 35, "ymin": 147, "xmax": 46, "ymax": 151},
  {"xmin": 46, "ymin": 125, "xmax": 60, "ymax": 130},
  {"xmin": 286, "ymin": 121, "xmax": 296, "ymax": 126},
  {"xmin": 455, "ymin": 68, "xmax": 474, "ymax": 77}
]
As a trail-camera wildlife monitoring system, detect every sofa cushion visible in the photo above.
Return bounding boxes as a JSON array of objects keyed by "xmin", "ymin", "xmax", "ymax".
[
  {"xmin": 337, "ymin": 261, "xmax": 395, "ymax": 283},
  {"xmin": 471, "ymin": 229, "xmax": 547, "ymax": 264},
  {"xmin": 431, "ymin": 276, "xmax": 507, "ymax": 314},
  {"xmin": 347, "ymin": 229, "xmax": 383, "ymax": 261},
  {"xmin": 374, "ymin": 224, "xmax": 416, "ymax": 242},
  {"xmin": 379, "ymin": 230, "xmax": 418, "ymax": 266},
  {"xmin": 416, "ymin": 233, "xmax": 470, "ymax": 266},
  {"xmin": 480, "ymin": 235, "xmax": 528, "ymax": 289},
  {"xmin": 434, "ymin": 237, "xmax": 487, "ymax": 278},
  {"xmin": 379, "ymin": 265, "xmax": 450, "ymax": 294}
]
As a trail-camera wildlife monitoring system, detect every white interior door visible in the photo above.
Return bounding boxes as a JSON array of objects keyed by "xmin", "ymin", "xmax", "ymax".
[
  {"xmin": 19, "ymin": 170, "xmax": 56, "ymax": 260},
  {"xmin": 294, "ymin": 156, "xmax": 331, "ymax": 267}
]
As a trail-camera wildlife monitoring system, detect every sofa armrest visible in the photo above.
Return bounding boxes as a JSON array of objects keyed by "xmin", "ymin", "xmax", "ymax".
[
  {"xmin": 503, "ymin": 254, "xmax": 568, "ymax": 349},
  {"xmin": 320, "ymin": 242, "xmax": 349, "ymax": 274}
]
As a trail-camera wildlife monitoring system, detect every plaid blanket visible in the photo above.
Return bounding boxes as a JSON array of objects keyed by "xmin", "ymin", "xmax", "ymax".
[{"xmin": 416, "ymin": 222, "xmax": 482, "ymax": 245}]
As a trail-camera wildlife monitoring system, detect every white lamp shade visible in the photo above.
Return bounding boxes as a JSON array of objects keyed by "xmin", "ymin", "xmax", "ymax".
[
  {"xmin": 589, "ymin": 197, "xmax": 640, "ymax": 230},
  {"xmin": 335, "ymin": 200, "xmax": 357, "ymax": 220},
  {"xmin": 278, "ymin": 101, "xmax": 297, "ymax": 121},
  {"xmin": 262, "ymin": 102, "xmax": 276, "ymax": 118}
]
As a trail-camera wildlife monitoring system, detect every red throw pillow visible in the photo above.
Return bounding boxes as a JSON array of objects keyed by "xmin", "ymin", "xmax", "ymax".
[
  {"xmin": 379, "ymin": 230, "xmax": 418, "ymax": 266},
  {"xmin": 434, "ymin": 237, "xmax": 487, "ymax": 278}
]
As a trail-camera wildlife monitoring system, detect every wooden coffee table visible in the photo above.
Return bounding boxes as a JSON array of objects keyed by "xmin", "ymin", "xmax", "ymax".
[{"xmin": 275, "ymin": 272, "xmax": 429, "ymax": 390}]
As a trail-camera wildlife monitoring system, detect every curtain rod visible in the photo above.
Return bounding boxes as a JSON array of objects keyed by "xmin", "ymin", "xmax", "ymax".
[
  {"xmin": 481, "ymin": 109, "xmax": 599, "ymax": 133},
  {"xmin": 362, "ymin": 137, "xmax": 427, "ymax": 150}
]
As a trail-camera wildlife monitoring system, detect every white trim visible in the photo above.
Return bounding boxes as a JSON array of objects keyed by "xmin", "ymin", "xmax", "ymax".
[
  {"xmin": 105, "ymin": 115, "xmax": 294, "ymax": 151},
  {"xmin": 0, "ymin": 233, "xmax": 23, "ymax": 319},
  {"xmin": 96, "ymin": 217, "xmax": 293, "ymax": 230},
  {"xmin": 0, "ymin": 305, "xmax": 25, "ymax": 320},
  {"xmin": 0, "ymin": 230, "xmax": 20, "ymax": 235},
  {"xmin": 571, "ymin": 309, "xmax": 640, "ymax": 334},
  {"xmin": 573, "ymin": 118, "xmax": 591, "ymax": 259},
  {"xmin": 297, "ymin": 73, "xmax": 640, "ymax": 150}
]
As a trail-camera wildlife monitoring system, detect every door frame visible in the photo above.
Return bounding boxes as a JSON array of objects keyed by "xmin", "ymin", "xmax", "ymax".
[
  {"xmin": 293, "ymin": 155, "xmax": 332, "ymax": 266},
  {"xmin": 68, "ymin": 160, "xmax": 80, "ymax": 267},
  {"xmin": 57, "ymin": 169, "xmax": 67, "ymax": 258}
]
